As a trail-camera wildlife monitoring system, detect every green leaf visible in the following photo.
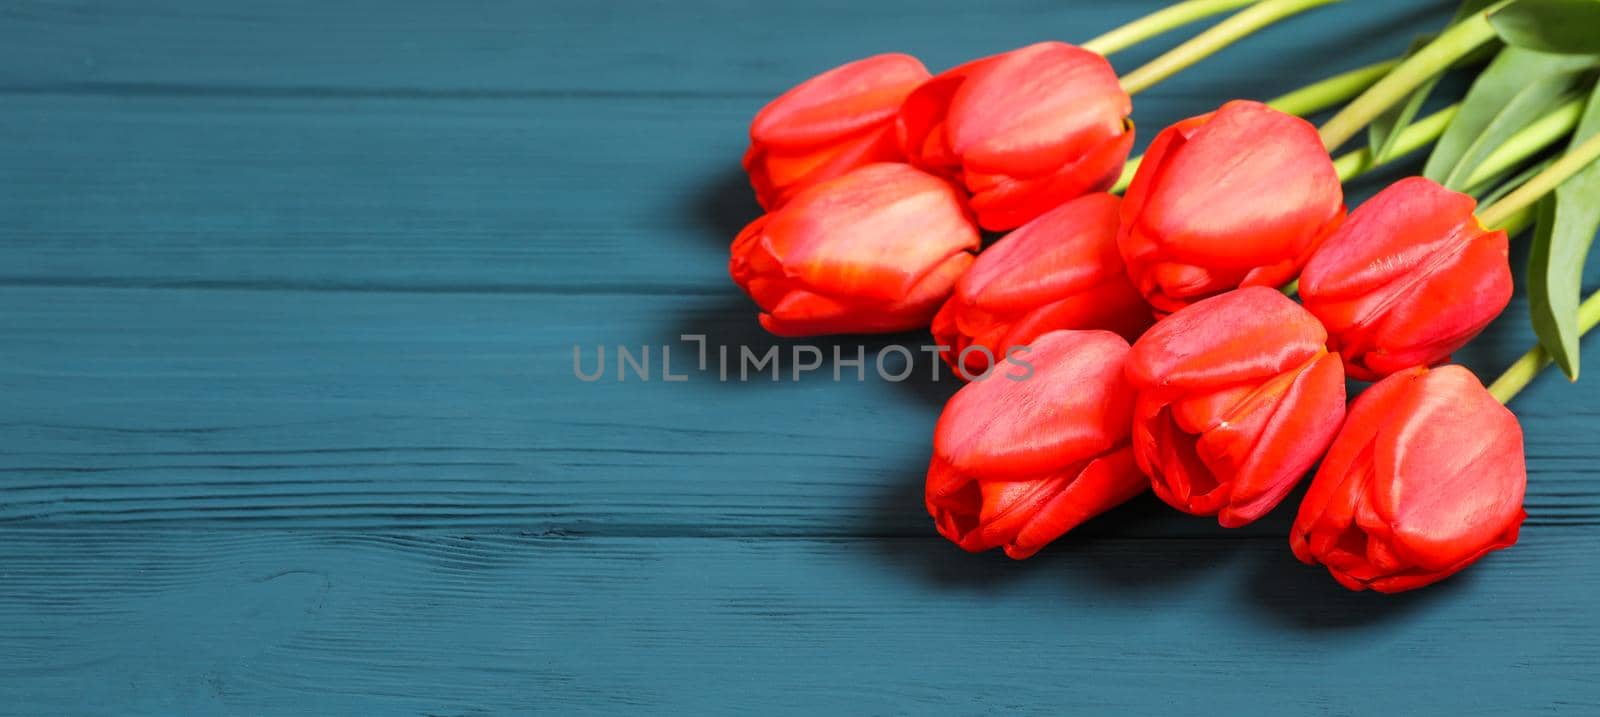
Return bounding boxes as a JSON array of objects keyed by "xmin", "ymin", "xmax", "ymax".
[
  {"xmin": 1368, "ymin": 1, "xmax": 1501, "ymax": 162},
  {"xmin": 1423, "ymin": 47, "xmax": 1599, "ymax": 184},
  {"xmin": 1477, "ymin": 157, "xmax": 1554, "ymax": 205},
  {"xmin": 1527, "ymin": 82, "xmax": 1600, "ymax": 380},
  {"xmin": 1369, "ymin": 37, "xmax": 1444, "ymax": 163},
  {"xmin": 1442, "ymin": 77, "xmax": 1589, "ymax": 190},
  {"xmin": 1462, "ymin": 0, "xmax": 1513, "ymax": 15},
  {"xmin": 1490, "ymin": 0, "xmax": 1600, "ymax": 55}
]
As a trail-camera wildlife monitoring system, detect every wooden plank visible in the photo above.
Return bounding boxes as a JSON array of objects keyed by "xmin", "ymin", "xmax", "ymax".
[
  {"xmin": 0, "ymin": 91, "xmax": 1425, "ymax": 294},
  {"xmin": 0, "ymin": 0, "xmax": 1441, "ymax": 293},
  {"xmin": 0, "ymin": 92, "xmax": 759, "ymax": 293},
  {"xmin": 2, "ymin": 286, "xmax": 1596, "ymax": 535},
  {"xmin": 0, "ymin": 529, "xmax": 1594, "ymax": 714},
  {"xmin": 3, "ymin": 0, "xmax": 1594, "ymax": 712},
  {"xmin": 0, "ymin": 0, "xmax": 1436, "ymax": 94}
]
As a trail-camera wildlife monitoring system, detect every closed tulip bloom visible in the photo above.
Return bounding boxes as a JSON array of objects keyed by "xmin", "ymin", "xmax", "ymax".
[
  {"xmin": 897, "ymin": 42, "xmax": 1134, "ymax": 231},
  {"xmin": 1119, "ymin": 100, "xmax": 1345, "ymax": 315},
  {"xmin": 927, "ymin": 330, "xmax": 1147, "ymax": 559},
  {"xmin": 744, "ymin": 53, "xmax": 932, "ymax": 209},
  {"xmin": 1126, "ymin": 287, "xmax": 1346, "ymax": 527},
  {"xmin": 1291, "ymin": 365, "xmax": 1525, "ymax": 592},
  {"xmin": 730, "ymin": 163, "xmax": 979, "ymax": 336},
  {"xmin": 1300, "ymin": 177, "xmax": 1512, "ymax": 381},
  {"xmin": 931, "ymin": 193, "xmax": 1152, "ymax": 377}
]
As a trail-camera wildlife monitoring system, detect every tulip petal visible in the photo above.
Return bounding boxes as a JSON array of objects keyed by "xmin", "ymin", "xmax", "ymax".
[
  {"xmin": 1119, "ymin": 112, "xmax": 1209, "ymax": 233},
  {"xmin": 1292, "ymin": 366, "xmax": 1424, "ymax": 551},
  {"xmin": 996, "ymin": 281, "xmax": 1154, "ymax": 350},
  {"xmin": 1291, "ymin": 364, "xmax": 1527, "ymax": 592},
  {"xmin": 1134, "ymin": 101, "xmax": 1344, "ymax": 269},
  {"xmin": 1220, "ymin": 352, "xmax": 1346, "ymax": 526},
  {"xmin": 946, "ymin": 42, "xmax": 1130, "ymax": 178},
  {"xmin": 936, "ymin": 330, "xmax": 1133, "ymax": 480},
  {"xmin": 1136, "ymin": 394, "xmax": 1225, "ymax": 513},
  {"xmin": 900, "ymin": 43, "xmax": 1132, "ymax": 231},
  {"xmin": 926, "ymin": 454, "xmax": 986, "ymax": 552},
  {"xmin": 977, "ymin": 473, "xmax": 1075, "ymax": 556},
  {"xmin": 745, "ymin": 124, "xmax": 906, "ymax": 209},
  {"xmin": 932, "ymin": 192, "xmax": 1150, "ymax": 367},
  {"xmin": 1376, "ymin": 365, "xmax": 1526, "ymax": 571},
  {"xmin": 1356, "ymin": 230, "xmax": 1511, "ymax": 377},
  {"xmin": 759, "ymin": 251, "xmax": 973, "ymax": 337},
  {"xmin": 1004, "ymin": 447, "xmax": 1147, "ymax": 559},
  {"xmin": 963, "ymin": 128, "xmax": 1135, "ymax": 231},
  {"xmin": 1120, "ymin": 102, "xmax": 1344, "ymax": 312},
  {"xmin": 1365, "ymin": 513, "xmax": 1523, "ymax": 593},
  {"xmin": 1301, "ymin": 177, "xmax": 1513, "ymax": 379},
  {"xmin": 751, "ymin": 53, "xmax": 930, "ymax": 149},
  {"xmin": 1126, "ymin": 287, "xmax": 1327, "ymax": 390},
  {"xmin": 732, "ymin": 164, "xmax": 979, "ymax": 337},
  {"xmin": 957, "ymin": 193, "xmax": 1124, "ymax": 311},
  {"xmin": 1292, "ymin": 448, "xmax": 1374, "ymax": 567},
  {"xmin": 896, "ymin": 55, "xmax": 996, "ymax": 173},
  {"xmin": 766, "ymin": 164, "xmax": 979, "ymax": 304},
  {"xmin": 1300, "ymin": 177, "xmax": 1480, "ymax": 301}
]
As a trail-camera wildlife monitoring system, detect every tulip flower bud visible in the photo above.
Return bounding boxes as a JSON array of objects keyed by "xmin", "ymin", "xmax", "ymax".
[
  {"xmin": 1299, "ymin": 177, "xmax": 1512, "ymax": 381},
  {"xmin": 730, "ymin": 163, "xmax": 980, "ymax": 337},
  {"xmin": 897, "ymin": 42, "xmax": 1134, "ymax": 231},
  {"xmin": 927, "ymin": 330, "xmax": 1147, "ymax": 559},
  {"xmin": 1126, "ymin": 287, "xmax": 1346, "ymax": 527},
  {"xmin": 744, "ymin": 54, "xmax": 932, "ymax": 209},
  {"xmin": 931, "ymin": 193, "xmax": 1153, "ymax": 377},
  {"xmin": 1119, "ymin": 100, "xmax": 1346, "ymax": 315},
  {"xmin": 1291, "ymin": 365, "xmax": 1526, "ymax": 593}
]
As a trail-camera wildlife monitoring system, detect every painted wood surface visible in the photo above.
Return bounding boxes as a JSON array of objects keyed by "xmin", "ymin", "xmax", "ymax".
[{"xmin": 2, "ymin": 1, "xmax": 1598, "ymax": 714}]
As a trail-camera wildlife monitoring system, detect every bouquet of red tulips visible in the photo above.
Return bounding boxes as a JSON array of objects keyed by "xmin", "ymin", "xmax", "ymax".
[{"xmin": 727, "ymin": 0, "xmax": 1600, "ymax": 593}]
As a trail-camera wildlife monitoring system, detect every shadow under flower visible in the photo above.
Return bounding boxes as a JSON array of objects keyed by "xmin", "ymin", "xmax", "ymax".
[
  {"xmin": 690, "ymin": 166, "xmax": 762, "ymax": 249},
  {"xmin": 1240, "ymin": 542, "xmax": 1469, "ymax": 631}
]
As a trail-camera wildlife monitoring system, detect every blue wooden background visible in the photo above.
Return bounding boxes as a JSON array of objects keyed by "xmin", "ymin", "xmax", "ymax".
[{"xmin": 3, "ymin": 1, "xmax": 1598, "ymax": 713}]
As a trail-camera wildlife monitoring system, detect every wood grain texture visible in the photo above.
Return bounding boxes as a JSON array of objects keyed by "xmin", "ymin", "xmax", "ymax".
[
  {"xmin": 4, "ymin": 0, "xmax": 1598, "ymax": 712},
  {"xmin": 1, "ymin": 530, "xmax": 1596, "ymax": 715},
  {"xmin": 0, "ymin": 0, "xmax": 1434, "ymax": 94},
  {"xmin": 0, "ymin": 92, "xmax": 1424, "ymax": 295},
  {"xmin": 1, "ymin": 285, "xmax": 1597, "ymax": 538},
  {"xmin": 0, "ymin": 1, "xmax": 1430, "ymax": 294}
]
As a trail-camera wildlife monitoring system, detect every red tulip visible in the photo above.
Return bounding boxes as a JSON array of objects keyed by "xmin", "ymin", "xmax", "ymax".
[
  {"xmin": 1299, "ymin": 177, "xmax": 1512, "ymax": 381},
  {"xmin": 744, "ymin": 54, "xmax": 932, "ymax": 209},
  {"xmin": 1118, "ymin": 100, "xmax": 1346, "ymax": 315},
  {"xmin": 1126, "ymin": 287, "xmax": 1346, "ymax": 527},
  {"xmin": 931, "ymin": 192, "xmax": 1152, "ymax": 377},
  {"xmin": 730, "ymin": 163, "xmax": 979, "ymax": 336},
  {"xmin": 1291, "ymin": 365, "xmax": 1525, "ymax": 592},
  {"xmin": 897, "ymin": 42, "xmax": 1134, "ymax": 231},
  {"xmin": 927, "ymin": 330, "xmax": 1147, "ymax": 559}
]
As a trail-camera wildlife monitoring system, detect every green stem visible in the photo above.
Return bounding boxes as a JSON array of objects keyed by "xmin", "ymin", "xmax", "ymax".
[
  {"xmin": 1489, "ymin": 289, "xmax": 1600, "ymax": 404},
  {"xmin": 1464, "ymin": 99, "xmax": 1586, "ymax": 192},
  {"xmin": 1120, "ymin": 0, "xmax": 1343, "ymax": 96},
  {"xmin": 1111, "ymin": 56, "xmax": 1393, "ymax": 192},
  {"xmin": 1316, "ymin": 2, "xmax": 1508, "ymax": 150},
  {"xmin": 1332, "ymin": 103, "xmax": 1460, "ymax": 181},
  {"xmin": 1111, "ymin": 156, "xmax": 1144, "ymax": 193},
  {"xmin": 1082, "ymin": 0, "xmax": 1260, "ymax": 57},
  {"xmin": 1479, "ymin": 131, "xmax": 1600, "ymax": 228},
  {"xmin": 1269, "ymin": 59, "xmax": 1399, "ymax": 117},
  {"xmin": 1490, "ymin": 205, "xmax": 1535, "ymax": 235}
]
